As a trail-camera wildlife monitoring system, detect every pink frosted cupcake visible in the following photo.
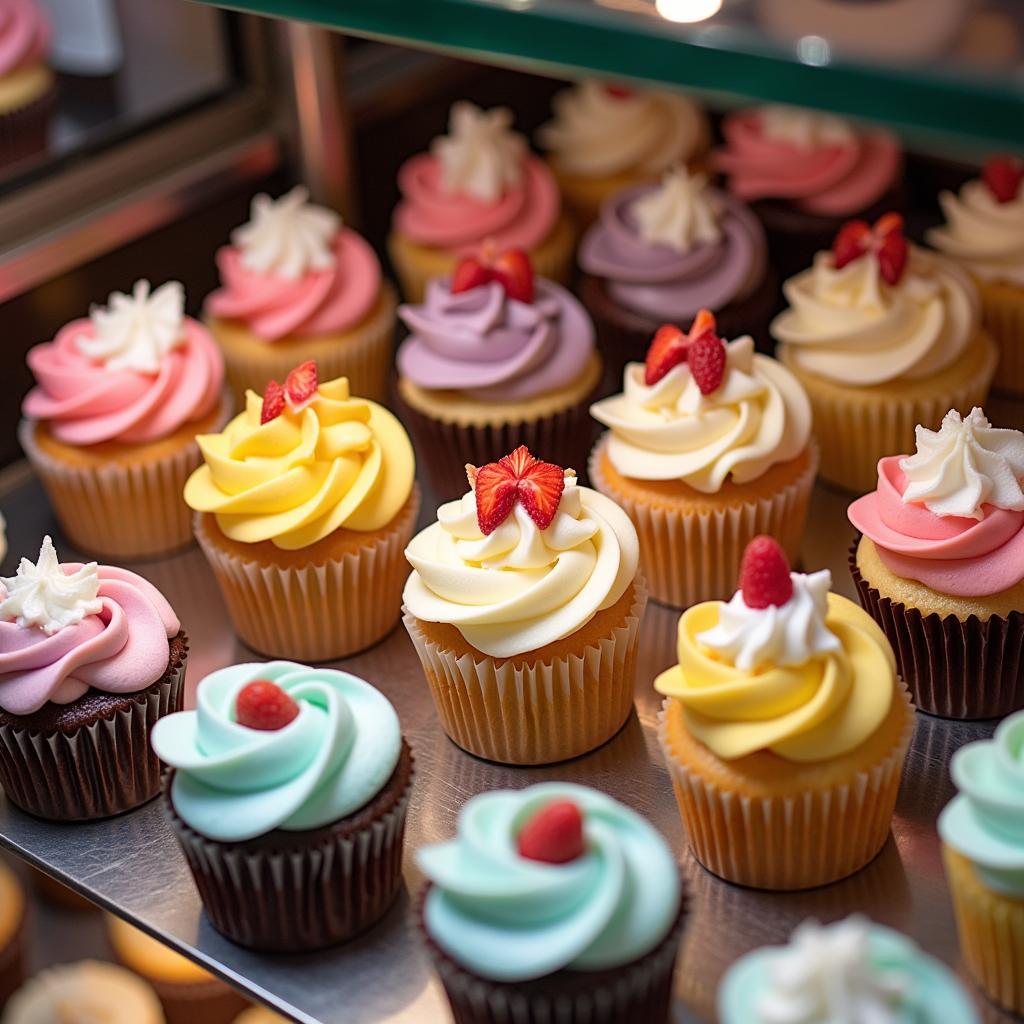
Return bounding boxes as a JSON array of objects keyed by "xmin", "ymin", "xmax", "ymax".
[
  {"xmin": 389, "ymin": 102, "xmax": 575, "ymax": 302},
  {"xmin": 205, "ymin": 186, "xmax": 396, "ymax": 405},
  {"xmin": 0, "ymin": 0, "xmax": 56, "ymax": 172}
]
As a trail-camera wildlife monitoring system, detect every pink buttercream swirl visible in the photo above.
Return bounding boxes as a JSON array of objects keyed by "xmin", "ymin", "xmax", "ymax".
[
  {"xmin": 393, "ymin": 153, "xmax": 560, "ymax": 254},
  {"xmin": 205, "ymin": 229, "xmax": 381, "ymax": 341},
  {"xmin": 0, "ymin": 0, "xmax": 49, "ymax": 77},
  {"xmin": 849, "ymin": 456, "xmax": 1024, "ymax": 597},
  {"xmin": 23, "ymin": 318, "xmax": 224, "ymax": 446},
  {"xmin": 0, "ymin": 564, "xmax": 179, "ymax": 715},
  {"xmin": 714, "ymin": 111, "xmax": 901, "ymax": 217}
]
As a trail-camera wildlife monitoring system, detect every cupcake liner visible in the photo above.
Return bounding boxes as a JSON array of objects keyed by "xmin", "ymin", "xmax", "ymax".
[
  {"xmin": 214, "ymin": 282, "xmax": 398, "ymax": 407},
  {"xmin": 656, "ymin": 687, "xmax": 915, "ymax": 891},
  {"xmin": 164, "ymin": 744, "xmax": 413, "ymax": 952},
  {"xmin": 0, "ymin": 639, "xmax": 187, "ymax": 822},
  {"xmin": 944, "ymin": 845, "xmax": 1024, "ymax": 1017},
  {"xmin": 849, "ymin": 541, "xmax": 1024, "ymax": 720},
  {"xmin": 144, "ymin": 976, "xmax": 248, "ymax": 1024},
  {"xmin": 193, "ymin": 487, "xmax": 420, "ymax": 662},
  {"xmin": 19, "ymin": 393, "xmax": 233, "ymax": 562},
  {"xmin": 402, "ymin": 580, "xmax": 647, "ymax": 766},
  {"xmin": 0, "ymin": 80, "xmax": 56, "ymax": 173},
  {"xmin": 973, "ymin": 276, "xmax": 1024, "ymax": 396},
  {"xmin": 589, "ymin": 436, "xmax": 818, "ymax": 609}
]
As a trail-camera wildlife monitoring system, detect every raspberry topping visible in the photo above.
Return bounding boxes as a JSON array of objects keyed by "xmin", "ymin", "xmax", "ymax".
[
  {"xmin": 470, "ymin": 446, "xmax": 566, "ymax": 535},
  {"xmin": 643, "ymin": 308, "xmax": 718, "ymax": 386},
  {"xmin": 982, "ymin": 156, "xmax": 1023, "ymax": 204},
  {"xmin": 517, "ymin": 800, "xmax": 585, "ymax": 864},
  {"xmin": 235, "ymin": 679, "xmax": 300, "ymax": 731},
  {"xmin": 739, "ymin": 535, "xmax": 793, "ymax": 610},
  {"xmin": 687, "ymin": 332, "xmax": 727, "ymax": 396},
  {"xmin": 604, "ymin": 84, "xmax": 634, "ymax": 99},
  {"xmin": 831, "ymin": 212, "xmax": 908, "ymax": 286},
  {"xmin": 450, "ymin": 246, "xmax": 535, "ymax": 303}
]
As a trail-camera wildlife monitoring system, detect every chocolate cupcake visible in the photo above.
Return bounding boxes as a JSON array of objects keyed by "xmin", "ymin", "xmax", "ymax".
[
  {"xmin": 152, "ymin": 661, "xmax": 413, "ymax": 952},
  {"xmin": 0, "ymin": 537, "xmax": 186, "ymax": 821}
]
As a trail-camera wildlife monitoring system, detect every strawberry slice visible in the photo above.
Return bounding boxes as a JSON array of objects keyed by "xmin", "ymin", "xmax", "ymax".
[
  {"xmin": 982, "ymin": 156, "xmax": 1023, "ymax": 204},
  {"xmin": 260, "ymin": 379, "xmax": 286, "ymax": 424},
  {"xmin": 604, "ymin": 84, "xmax": 634, "ymax": 100},
  {"xmin": 451, "ymin": 255, "xmax": 492, "ymax": 294},
  {"xmin": 517, "ymin": 800, "xmax": 585, "ymax": 864},
  {"xmin": 284, "ymin": 360, "xmax": 318, "ymax": 407},
  {"xmin": 236, "ymin": 679, "xmax": 300, "ymax": 731},
  {"xmin": 688, "ymin": 332, "xmax": 726, "ymax": 395},
  {"xmin": 643, "ymin": 309, "xmax": 721, "ymax": 387},
  {"xmin": 739, "ymin": 535, "xmax": 793, "ymax": 609},
  {"xmin": 831, "ymin": 213, "xmax": 908, "ymax": 285},
  {"xmin": 492, "ymin": 248, "xmax": 535, "ymax": 304},
  {"xmin": 473, "ymin": 462, "xmax": 518, "ymax": 536},
  {"xmin": 472, "ymin": 446, "xmax": 566, "ymax": 535},
  {"xmin": 832, "ymin": 220, "xmax": 871, "ymax": 270}
]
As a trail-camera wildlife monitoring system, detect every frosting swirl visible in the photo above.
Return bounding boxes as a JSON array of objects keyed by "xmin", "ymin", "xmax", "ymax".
[
  {"xmin": 184, "ymin": 375, "xmax": 415, "ymax": 551},
  {"xmin": 397, "ymin": 277, "xmax": 595, "ymax": 401},
  {"xmin": 771, "ymin": 245, "xmax": 979, "ymax": 385},
  {"xmin": 0, "ymin": 0, "xmax": 49, "ymax": 78},
  {"xmin": 417, "ymin": 782, "xmax": 680, "ymax": 982},
  {"xmin": 403, "ymin": 474, "xmax": 638, "ymax": 657},
  {"xmin": 590, "ymin": 335, "xmax": 811, "ymax": 491},
  {"xmin": 151, "ymin": 661, "xmax": 402, "ymax": 843},
  {"xmin": 0, "ymin": 538, "xmax": 179, "ymax": 715}
]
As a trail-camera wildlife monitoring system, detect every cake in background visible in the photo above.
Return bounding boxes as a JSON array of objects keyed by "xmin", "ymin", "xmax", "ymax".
[
  {"xmin": 0, "ymin": 862, "xmax": 25, "ymax": 1014},
  {"xmin": 0, "ymin": 0, "xmax": 56, "ymax": 171}
]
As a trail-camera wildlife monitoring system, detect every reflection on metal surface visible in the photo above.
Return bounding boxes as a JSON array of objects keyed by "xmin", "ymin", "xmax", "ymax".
[
  {"xmin": 796, "ymin": 33, "xmax": 831, "ymax": 66},
  {"xmin": 655, "ymin": 0, "xmax": 723, "ymax": 24}
]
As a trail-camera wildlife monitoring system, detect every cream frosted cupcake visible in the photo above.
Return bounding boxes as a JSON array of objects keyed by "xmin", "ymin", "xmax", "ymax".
[
  {"xmin": 403, "ymin": 446, "xmax": 646, "ymax": 765},
  {"xmin": 590, "ymin": 310, "xmax": 817, "ymax": 608},
  {"xmin": 771, "ymin": 214, "xmax": 997, "ymax": 492}
]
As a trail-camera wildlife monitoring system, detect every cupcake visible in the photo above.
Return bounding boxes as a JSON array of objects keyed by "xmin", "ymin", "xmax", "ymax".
[
  {"xmin": 537, "ymin": 80, "xmax": 710, "ymax": 229},
  {"xmin": 0, "ymin": 536, "xmax": 186, "ymax": 821},
  {"xmin": 233, "ymin": 1011, "xmax": 289, "ymax": 1024},
  {"xmin": 0, "ymin": 863, "xmax": 26, "ymax": 1013},
  {"xmin": 205, "ymin": 187, "xmax": 396, "ymax": 405},
  {"xmin": 416, "ymin": 782, "xmax": 686, "ymax": 1024},
  {"xmin": 0, "ymin": 0, "xmax": 56, "ymax": 172},
  {"xmin": 151, "ymin": 661, "xmax": 413, "ymax": 952},
  {"xmin": 771, "ymin": 214, "xmax": 997, "ymax": 493},
  {"xmin": 590, "ymin": 310, "xmax": 817, "ymax": 609},
  {"xmin": 395, "ymin": 249, "xmax": 601, "ymax": 497},
  {"xmin": 184, "ymin": 363, "xmax": 418, "ymax": 662},
  {"xmin": 848, "ymin": 407, "xmax": 1024, "ymax": 720},
  {"xmin": 927, "ymin": 156, "xmax": 1024, "ymax": 395},
  {"xmin": 388, "ymin": 102, "xmax": 574, "ymax": 302},
  {"xmin": 20, "ymin": 279, "xmax": 229, "ymax": 560},
  {"xmin": 106, "ymin": 916, "xmax": 247, "ymax": 1024},
  {"xmin": 714, "ymin": 104, "xmax": 903, "ymax": 280},
  {"xmin": 718, "ymin": 915, "xmax": 979, "ymax": 1023},
  {"xmin": 656, "ymin": 536, "xmax": 915, "ymax": 890},
  {"xmin": 939, "ymin": 712, "xmax": 1024, "ymax": 1016},
  {"xmin": 403, "ymin": 446, "xmax": 646, "ymax": 765}
]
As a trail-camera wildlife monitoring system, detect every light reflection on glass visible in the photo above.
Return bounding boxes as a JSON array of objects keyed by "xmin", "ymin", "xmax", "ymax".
[
  {"xmin": 654, "ymin": 0, "xmax": 723, "ymax": 25},
  {"xmin": 797, "ymin": 34, "xmax": 831, "ymax": 66}
]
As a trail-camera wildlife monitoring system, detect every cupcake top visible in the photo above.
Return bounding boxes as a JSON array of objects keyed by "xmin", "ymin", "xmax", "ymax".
[
  {"xmin": 939, "ymin": 710, "xmax": 1024, "ymax": 897},
  {"xmin": 23, "ymin": 280, "xmax": 224, "ymax": 446},
  {"xmin": 849, "ymin": 408, "xmax": 1024, "ymax": 598},
  {"xmin": 184, "ymin": 362, "xmax": 415, "ymax": 550},
  {"xmin": 590, "ymin": 311, "xmax": 811, "ymax": 491},
  {"xmin": 715, "ymin": 104, "xmax": 901, "ymax": 217},
  {"xmin": 0, "ymin": 537, "xmax": 179, "ymax": 716},
  {"xmin": 579, "ymin": 167, "xmax": 768, "ymax": 321},
  {"xmin": 0, "ymin": 0, "xmax": 50, "ymax": 80},
  {"xmin": 206, "ymin": 186, "xmax": 381, "ymax": 341},
  {"xmin": 771, "ymin": 214, "xmax": 980, "ymax": 386},
  {"xmin": 106, "ymin": 916, "xmax": 216, "ymax": 985},
  {"xmin": 397, "ymin": 247, "xmax": 595, "ymax": 401},
  {"xmin": 655, "ymin": 536, "xmax": 896, "ymax": 761},
  {"xmin": 393, "ymin": 102, "xmax": 560, "ymax": 254},
  {"xmin": 404, "ymin": 447, "xmax": 638, "ymax": 658},
  {"xmin": 0, "ymin": 861, "xmax": 24, "ymax": 946},
  {"xmin": 151, "ymin": 661, "xmax": 402, "ymax": 843},
  {"xmin": 718, "ymin": 915, "xmax": 979, "ymax": 1024},
  {"xmin": 537, "ymin": 80, "xmax": 706, "ymax": 179},
  {"xmin": 927, "ymin": 156, "xmax": 1024, "ymax": 286},
  {"xmin": 417, "ymin": 782, "xmax": 681, "ymax": 982}
]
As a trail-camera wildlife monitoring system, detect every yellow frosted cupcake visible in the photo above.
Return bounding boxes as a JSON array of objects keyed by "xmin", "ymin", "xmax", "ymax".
[
  {"xmin": 590, "ymin": 310, "xmax": 817, "ymax": 608},
  {"xmin": 772, "ymin": 213, "xmax": 997, "ymax": 492},
  {"xmin": 184, "ymin": 362, "xmax": 419, "ymax": 661},
  {"xmin": 656, "ymin": 536, "xmax": 914, "ymax": 890},
  {"xmin": 0, "ymin": 862, "xmax": 26, "ymax": 1013}
]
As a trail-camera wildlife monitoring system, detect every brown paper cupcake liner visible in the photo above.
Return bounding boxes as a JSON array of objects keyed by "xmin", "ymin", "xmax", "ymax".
[
  {"xmin": 165, "ymin": 743, "xmax": 413, "ymax": 953},
  {"xmin": 193, "ymin": 487, "xmax": 419, "ymax": 662},
  {"xmin": 0, "ymin": 637, "xmax": 187, "ymax": 821},
  {"xmin": 0, "ymin": 81, "xmax": 56, "ymax": 173},
  {"xmin": 141, "ymin": 976, "xmax": 248, "ymax": 1024},
  {"xmin": 589, "ymin": 436, "xmax": 818, "ymax": 608},
  {"xmin": 974, "ymin": 276, "xmax": 1024, "ymax": 396},
  {"xmin": 849, "ymin": 541, "xmax": 1024, "ymax": 720},
  {"xmin": 403, "ymin": 580, "xmax": 647, "ymax": 766},
  {"xmin": 656, "ymin": 687, "xmax": 914, "ymax": 891}
]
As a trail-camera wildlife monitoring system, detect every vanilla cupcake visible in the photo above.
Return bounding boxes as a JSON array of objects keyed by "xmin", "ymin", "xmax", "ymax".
[
  {"xmin": 0, "ymin": 862, "xmax": 26, "ymax": 1013},
  {"xmin": 0, "ymin": 0, "xmax": 56, "ymax": 172}
]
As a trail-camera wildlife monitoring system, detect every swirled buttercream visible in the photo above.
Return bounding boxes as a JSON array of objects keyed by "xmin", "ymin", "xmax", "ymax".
[
  {"xmin": 433, "ymin": 102, "xmax": 525, "ymax": 202},
  {"xmin": 0, "ymin": 0, "xmax": 49, "ymax": 78},
  {"xmin": 184, "ymin": 375, "xmax": 415, "ymax": 551},
  {"xmin": 631, "ymin": 167, "xmax": 722, "ymax": 253},
  {"xmin": 590, "ymin": 335, "xmax": 811, "ymax": 490},
  {"xmin": 417, "ymin": 782, "xmax": 680, "ymax": 981},
  {"xmin": 151, "ymin": 661, "xmax": 402, "ymax": 842},
  {"xmin": 759, "ymin": 105, "xmax": 854, "ymax": 150}
]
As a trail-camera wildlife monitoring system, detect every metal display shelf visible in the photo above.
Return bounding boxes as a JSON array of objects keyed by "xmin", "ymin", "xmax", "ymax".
[{"xmin": 0, "ymin": 464, "xmax": 1014, "ymax": 1024}]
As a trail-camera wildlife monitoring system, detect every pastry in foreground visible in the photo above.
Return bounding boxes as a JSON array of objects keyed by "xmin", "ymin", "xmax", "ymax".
[
  {"xmin": 718, "ymin": 914, "xmax": 978, "ymax": 1023},
  {"xmin": 151, "ymin": 661, "xmax": 413, "ymax": 952},
  {"xmin": 939, "ymin": 711, "xmax": 1024, "ymax": 1016},
  {"xmin": 0, "ymin": 862, "xmax": 26, "ymax": 1013},
  {"xmin": 20, "ymin": 280, "xmax": 229, "ymax": 559},
  {"xmin": 656, "ymin": 536, "xmax": 914, "ymax": 890},
  {"xmin": 848, "ymin": 408, "xmax": 1024, "ymax": 719},
  {"xmin": 0, "ymin": 0, "xmax": 56, "ymax": 172},
  {"xmin": 204, "ymin": 186, "xmax": 397, "ymax": 405},
  {"xmin": 416, "ymin": 782, "xmax": 686, "ymax": 1024},
  {"xmin": 403, "ymin": 446, "xmax": 646, "ymax": 765},
  {"xmin": 395, "ymin": 247, "xmax": 601, "ymax": 496},
  {"xmin": 184, "ymin": 362, "xmax": 419, "ymax": 661},
  {"xmin": 771, "ymin": 213, "xmax": 997, "ymax": 492},
  {"xmin": 388, "ymin": 102, "xmax": 574, "ymax": 301},
  {"xmin": 590, "ymin": 310, "xmax": 816, "ymax": 608},
  {"xmin": 0, "ymin": 537, "xmax": 186, "ymax": 821}
]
